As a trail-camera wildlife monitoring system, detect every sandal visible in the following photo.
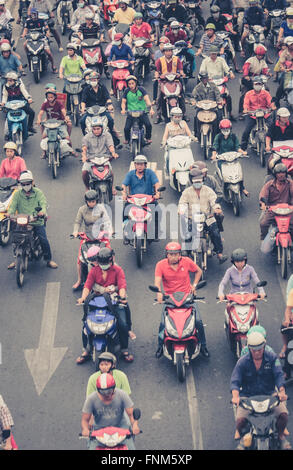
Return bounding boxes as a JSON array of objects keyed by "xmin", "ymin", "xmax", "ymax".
[
  {"xmin": 7, "ymin": 262, "xmax": 15, "ymax": 270},
  {"xmin": 121, "ymin": 351, "xmax": 134, "ymax": 362},
  {"xmin": 52, "ymin": 67, "xmax": 58, "ymax": 74},
  {"xmin": 76, "ymin": 353, "xmax": 90, "ymax": 365},
  {"xmin": 72, "ymin": 282, "xmax": 82, "ymax": 292},
  {"xmin": 279, "ymin": 349, "xmax": 286, "ymax": 359}
]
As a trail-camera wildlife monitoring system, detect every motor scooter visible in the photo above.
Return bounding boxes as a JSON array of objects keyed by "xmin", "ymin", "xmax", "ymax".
[
  {"xmin": 57, "ymin": 0, "xmax": 73, "ymax": 35},
  {"xmin": 145, "ymin": 1, "xmax": 163, "ymax": 45},
  {"xmin": 159, "ymin": 73, "xmax": 183, "ymax": 122},
  {"xmin": 81, "ymin": 37, "xmax": 104, "ymax": 75},
  {"xmin": 164, "ymin": 135, "xmax": 194, "ymax": 192},
  {"xmin": 25, "ymin": 29, "xmax": 48, "ymax": 84},
  {"xmin": 84, "ymin": 105, "xmax": 109, "ymax": 135},
  {"xmin": 108, "ymin": 59, "xmax": 130, "ymax": 100},
  {"xmin": 133, "ymin": 38, "xmax": 150, "ymax": 84},
  {"xmin": 149, "ymin": 281, "xmax": 206, "ymax": 382},
  {"xmin": 87, "ymin": 155, "xmax": 114, "ymax": 204},
  {"xmin": 42, "ymin": 119, "xmax": 71, "ymax": 179},
  {"xmin": 283, "ymin": 68, "xmax": 293, "ymax": 109},
  {"xmin": 103, "ymin": 0, "xmax": 119, "ymax": 24},
  {"xmin": 213, "ymin": 151, "xmax": 248, "ymax": 216},
  {"xmin": 219, "ymin": 283, "xmax": 267, "ymax": 358},
  {"xmin": 173, "ymin": 40, "xmax": 193, "ymax": 81},
  {"xmin": 194, "ymin": 99, "xmax": 218, "ymax": 160},
  {"xmin": 64, "ymin": 74, "xmax": 83, "ymax": 126},
  {"xmin": 244, "ymin": 24, "xmax": 265, "ymax": 58},
  {"xmin": 185, "ymin": 0, "xmax": 204, "ymax": 43},
  {"xmin": 211, "ymin": 75, "xmax": 230, "ymax": 119},
  {"xmin": 4, "ymin": 100, "xmax": 29, "ymax": 156},
  {"xmin": 271, "ymin": 141, "xmax": 293, "ymax": 178},
  {"xmin": 247, "ymin": 108, "xmax": 271, "ymax": 167},
  {"xmin": 0, "ymin": 177, "xmax": 17, "ymax": 246},
  {"xmin": 127, "ymin": 110, "xmax": 147, "ymax": 159},
  {"xmin": 268, "ymin": 9, "xmax": 285, "ymax": 47}
]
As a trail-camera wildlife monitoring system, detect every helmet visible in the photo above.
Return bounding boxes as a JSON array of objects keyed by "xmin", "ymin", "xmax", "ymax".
[
  {"xmin": 86, "ymin": 245, "xmax": 100, "ymax": 262},
  {"xmin": 83, "ymin": 68, "xmax": 92, "ymax": 78},
  {"xmin": 192, "ymin": 161, "xmax": 208, "ymax": 174},
  {"xmin": 277, "ymin": 107, "xmax": 290, "ymax": 118},
  {"xmin": 247, "ymin": 331, "xmax": 266, "ymax": 350},
  {"xmin": 119, "ymin": 0, "xmax": 129, "ymax": 4},
  {"xmin": 189, "ymin": 167, "xmax": 204, "ymax": 183},
  {"xmin": 45, "ymin": 83, "xmax": 57, "ymax": 91},
  {"xmin": 167, "ymin": 17, "xmax": 177, "ymax": 24},
  {"xmin": 219, "ymin": 119, "xmax": 232, "ymax": 130},
  {"xmin": 126, "ymin": 74, "xmax": 138, "ymax": 83},
  {"xmin": 45, "ymin": 87, "xmax": 57, "ymax": 96},
  {"xmin": 97, "ymin": 247, "xmax": 114, "ymax": 270},
  {"xmin": 170, "ymin": 106, "xmax": 183, "ymax": 116},
  {"xmin": 165, "ymin": 241, "xmax": 182, "ymax": 254},
  {"xmin": 284, "ymin": 36, "xmax": 293, "ymax": 45},
  {"xmin": 85, "ymin": 12, "xmax": 94, "ymax": 20},
  {"xmin": 231, "ymin": 248, "xmax": 247, "ymax": 264},
  {"xmin": 210, "ymin": 5, "xmax": 220, "ymax": 12},
  {"xmin": 19, "ymin": 171, "xmax": 33, "ymax": 183},
  {"xmin": 268, "ymin": 154, "xmax": 281, "ymax": 173},
  {"xmin": 97, "ymin": 352, "xmax": 117, "ymax": 369},
  {"xmin": 255, "ymin": 45, "xmax": 267, "ymax": 56},
  {"xmin": 84, "ymin": 189, "xmax": 97, "ymax": 202},
  {"xmin": 5, "ymin": 71, "xmax": 18, "ymax": 81},
  {"xmin": 159, "ymin": 36, "xmax": 169, "ymax": 44},
  {"xmin": 205, "ymin": 23, "xmax": 216, "ymax": 30},
  {"xmin": 134, "ymin": 154, "xmax": 148, "ymax": 164},
  {"xmin": 199, "ymin": 71, "xmax": 209, "ymax": 80},
  {"xmin": 91, "ymin": 117, "xmax": 104, "ymax": 128},
  {"xmin": 170, "ymin": 20, "xmax": 180, "ymax": 28},
  {"xmin": 96, "ymin": 373, "xmax": 116, "ymax": 395},
  {"xmin": 209, "ymin": 45, "xmax": 219, "ymax": 54},
  {"xmin": 4, "ymin": 141, "xmax": 17, "ymax": 152},
  {"xmin": 89, "ymin": 71, "xmax": 100, "ymax": 80},
  {"xmin": 163, "ymin": 43, "xmax": 174, "ymax": 51},
  {"xmin": 273, "ymin": 162, "xmax": 288, "ymax": 175},
  {"xmin": 286, "ymin": 7, "xmax": 293, "ymax": 16},
  {"xmin": 252, "ymin": 75, "xmax": 263, "ymax": 84},
  {"xmin": 30, "ymin": 7, "xmax": 38, "ymax": 15},
  {"xmin": 66, "ymin": 42, "xmax": 77, "ymax": 50},
  {"xmin": 134, "ymin": 12, "xmax": 143, "ymax": 19},
  {"xmin": 1, "ymin": 43, "xmax": 11, "ymax": 52},
  {"xmin": 114, "ymin": 33, "xmax": 124, "ymax": 42},
  {"xmin": 247, "ymin": 325, "xmax": 267, "ymax": 339}
]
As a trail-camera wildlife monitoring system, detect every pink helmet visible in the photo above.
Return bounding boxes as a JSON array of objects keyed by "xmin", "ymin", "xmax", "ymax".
[{"xmin": 87, "ymin": 245, "xmax": 100, "ymax": 262}]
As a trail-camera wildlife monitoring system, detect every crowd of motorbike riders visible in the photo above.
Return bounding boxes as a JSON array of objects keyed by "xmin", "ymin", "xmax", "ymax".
[{"xmin": 2, "ymin": 0, "xmax": 293, "ymax": 452}]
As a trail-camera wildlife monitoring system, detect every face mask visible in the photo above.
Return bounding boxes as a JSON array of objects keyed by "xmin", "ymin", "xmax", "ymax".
[
  {"xmin": 193, "ymin": 182, "xmax": 203, "ymax": 189},
  {"xmin": 254, "ymin": 84, "xmax": 262, "ymax": 92},
  {"xmin": 22, "ymin": 184, "xmax": 32, "ymax": 192},
  {"xmin": 91, "ymin": 80, "xmax": 98, "ymax": 87},
  {"xmin": 221, "ymin": 129, "xmax": 230, "ymax": 137},
  {"xmin": 77, "ymin": 3, "xmax": 84, "ymax": 7}
]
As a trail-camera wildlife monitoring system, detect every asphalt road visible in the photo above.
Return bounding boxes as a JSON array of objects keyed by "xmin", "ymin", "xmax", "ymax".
[{"xmin": 1, "ymin": 0, "xmax": 293, "ymax": 452}]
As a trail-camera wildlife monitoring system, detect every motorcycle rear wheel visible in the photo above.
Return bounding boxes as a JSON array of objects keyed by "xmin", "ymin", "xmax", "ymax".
[
  {"xmin": 154, "ymin": 24, "xmax": 160, "ymax": 46},
  {"xmin": 176, "ymin": 352, "xmax": 186, "ymax": 382},
  {"xmin": 62, "ymin": 17, "xmax": 67, "ymax": 35},
  {"xmin": 258, "ymin": 141, "xmax": 265, "ymax": 167},
  {"xmin": 0, "ymin": 218, "xmax": 11, "ymax": 246},
  {"xmin": 232, "ymin": 192, "xmax": 240, "ymax": 217}
]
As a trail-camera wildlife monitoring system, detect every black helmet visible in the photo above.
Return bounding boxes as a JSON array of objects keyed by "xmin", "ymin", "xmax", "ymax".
[
  {"xmin": 231, "ymin": 248, "xmax": 247, "ymax": 264},
  {"xmin": 98, "ymin": 352, "xmax": 117, "ymax": 369},
  {"xmin": 189, "ymin": 168, "xmax": 203, "ymax": 184},
  {"xmin": 210, "ymin": 5, "xmax": 220, "ymax": 12},
  {"xmin": 198, "ymin": 71, "xmax": 209, "ymax": 80},
  {"xmin": 85, "ymin": 189, "xmax": 97, "ymax": 203},
  {"xmin": 273, "ymin": 163, "xmax": 288, "ymax": 175},
  {"xmin": 97, "ymin": 247, "xmax": 114, "ymax": 270}
]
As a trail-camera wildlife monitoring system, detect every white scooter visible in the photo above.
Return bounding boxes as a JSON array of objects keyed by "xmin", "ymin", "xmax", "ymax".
[
  {"xmin": 164, "ymin": 135, "xmax": 195, "ymax": 192},
  {"xmin": 213, "ymin": 151, "xmax": 248, "ymax": 217}
]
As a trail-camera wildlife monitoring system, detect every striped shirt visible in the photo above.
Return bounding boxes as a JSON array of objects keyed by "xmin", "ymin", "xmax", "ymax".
[
  {"xmin": 0, "ymin": 395, "xmax": 14, "ymax": 443},
  {"xmin": 199, "ymin": 33, "xmax": 224, "ymax": 56}
]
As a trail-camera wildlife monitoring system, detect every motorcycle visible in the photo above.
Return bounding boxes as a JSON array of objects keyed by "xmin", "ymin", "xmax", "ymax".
[
  {"xmin": 145, "ymin": 1, "xmax": 163, "ymax": 45},
  {"xmin": 173, "ymin": 40, "xmax": 193, "ymax": 80},
  {"xmin": 217, "ymin": 31, "xmax": 234, "ymax": 68},
  {"xmin": 70, "ymin": 231, "xmax": 111, "ymax": 286},
  {"xmin": 0, "ymin": 177, "xmax": 17, "ymax": 246},
  {"xmin": 4, "ymin": 100, "xmax": 29, "ymax": 156},
  {"xmin": 81, "ymin": 37, "xmax": 104, "ymax": 75},
  {"xmin": 19, "ymin": 0, "xmax": 30, "ymax": 27},
  {"xmin": 10, "ymin": 208, "xmax": 45, "ymax": 288},
  {"xmin": 84, "ymin": 105, "xmax": 108, "ymax": 135},
  {"xmin": 149, "ymin": 281, "xmax": 206, "ymax": 382},
  {"xmin": 58, "ymin": 0, "xmax": 72, "ymax": 35},
  {"xmin": 110, "ymin": 23, "xmax": 131, "ymax": 46},
  {"xmin": 64, "ymin": 74, "xmax": 83, "ymax": 126},
  {"xmin": 26, "ymin": 30, "xmax": 48, "ymax": 84},
  {"xmin": 164, "ymin": 135, "xmax": 194, "ymax": 192},
  {"xmin": 116, "ymin": 187, "xmax": 165, "ymax": 267},
  {"xmin": 234, "ymin": 394, "xmax": 284, "ymax": 450},
  {"xmin": 185, "ymin": 0, "xmax": 204, "ymax": 43},
  {"xmin": 213, "ymin": 151, "xmax": 248, "ymax": 216},
  {"xmin": 79, "ymin": 408, "xmax": 141, "ymax": 450},
  {"xmin": 284, "ymin": 68, "xmax": 293, "ymax": 109},
  {"xmin": 42, "ymin": 119, "xmax": 68, "ymax": 179},
  {"xmin": 219, "ymin": 283, "xmax": 267, "ymax": 358},
  {"xmin": 80, "ymin": 292, "xmax": 120, "ymax": 370},
  {"xmin": 211, "ymin": 75, "xmax": 230, "ymax": 119},
  {"xmin": 133, "ymin": 38, "xmax": 150, "ymax": 84},
  {"xmin": 87, "ymin": 155, "xmax": 114, "ymax": 204},
  {"xmin": 245, "ymin": 25, "xmax": 265, "ymax": 58},
  {"xmin": 0, "ymin": 19, "xmax": 13, "ymax": 44},
  {"xmin": 108, "ymin": 59, "xmax": 130, "ymax": 100},
  {"xmin": 128, "ymin": 110, "xmax": 147, "ymax": 159},
  {"xmin": 268, "ymin": 9, "xmax": 285, "ymax": 47},
  {"xmin": 103, "ymin": 0, "xmax": 119, "ymax": 24},
  {"xmin": 271, "ymin": 142, "xmax": 293, "ymax": 178},
  {"xmin": 247, "ymin": 108, "xmax": 271, "ymax": 167},
  {"xmin": 159, "ymin": 73, "xmax": 183, "ymax": 122},
  {"xmin": 265, "ymin": 203, "xmax": 293, "ymax": 279},
  {"xmin": 195, "ymin": 99, "xmax": 218, "ymax": 160}
]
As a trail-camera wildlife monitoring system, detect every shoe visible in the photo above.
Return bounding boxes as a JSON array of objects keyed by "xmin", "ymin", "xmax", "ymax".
[
  {"xmin": 40, "ymin": 153, "xmax": 46, "ymax": 159},
  {"xmin": 16, "ymin": 18, "xmax": 21, "ymax": 24},
  {"xmin": 116, "ymin": 143, "xmax": 123, "ymax": 150},
  {"xmin": 200, "ymin": 345, "xmax": 210, "ymax": 358},
  {"xmin": 236, "ymin": 438, "xmax": 246, "ymax": 450},
  {"xmin": 155, "ymin": 346, "xmax": 163, "ymax": 358},
  {"xmin": 28, "ymin": 127, "xmax": 37, "ymax": 134},
  {"xmin": 7, "ymin": 262, "xmax": 15, "ymax": 270},
  {"xmin": 218, "ymin": 255, "xmax": 228, "ymax": 264},
  {"xmin": 47, "ymin": 260, "xmax": 58, "ymax": 269},
  {"xmin": 123, "ymin": 237, "xmax": 130, "ymax": 245},
  {"xmin": 238, "ymin": 114, "xmax": 244, "ymax": 121}
]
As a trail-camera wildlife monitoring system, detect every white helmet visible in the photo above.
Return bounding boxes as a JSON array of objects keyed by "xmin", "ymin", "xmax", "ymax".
[
  {"xmin": 1, "ymin": 43, "xmax": 11, "ymax": 52},
  {"xmin": 170, "ymin": 107, "xmax": 183, "ymax": 116},
  {"xmin": 277, "ymin": 107, "xmax": 290, "ymax": 118},
  {"xmin": 91, "ymin": 117, "xmax": 104, "ymax": 129},
  {"xmin": 247, "ymin": 331, "xmax": 266, "ymax": 350},
  {"xmin": 134, "ymin": 154, "xmax": 148, "ymax": 164},
  {"xmin": 170, "ymin": 20, "xmax": 180, "ymax": 28},
  {"xmin": 19, "ymin": 171, "xmax": 34, "ymax": 183},
  {"xmin": 5, "ymin": 71, "xmax": 18, "ymax": 81},
  {"xmin": 284, "ymin": 36, "xmax": 293, "ymax": 45}
]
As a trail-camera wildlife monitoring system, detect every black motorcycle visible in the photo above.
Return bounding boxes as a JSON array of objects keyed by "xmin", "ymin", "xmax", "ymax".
[
  {"xmin": 10, "ymin": 207, "xmax": 45, "ymax": 288},
  {"xmin": 185, "ymin": 0, "xmax": 204, "ymax": 42},
  {"xmin": 59, "ymin": 0, "xmax": 72, "ymax": 35},
  {"xmin": 26, "ymin": 30, "xmax": 48, "ymax": 83},
  {"xmin": 0, "ymin": 18, "xmax": 14, "ymax": 44},
  {"xmin": 64, "ymin": 74, "xmax": 83, "ymax": 126},
  {"xmin": 133, "ymin": 38, "xmax": 151, "ymax": 85}
]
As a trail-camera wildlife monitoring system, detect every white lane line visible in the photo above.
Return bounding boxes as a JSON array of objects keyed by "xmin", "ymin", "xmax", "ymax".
[{"xmin": 186, "ymin": 367, "xmax": 204, "ymax": 450}]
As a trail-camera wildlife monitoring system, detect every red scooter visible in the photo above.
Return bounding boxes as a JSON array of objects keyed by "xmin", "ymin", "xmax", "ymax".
[
  {"xmin": 81, "ymin": 37, "xmax": 104, "ymax": 75},
  {"xmin": 220, "ymin": 283, "xmax": 266, "ymax": 358},
  {"xmin": 87, "ymin": 155, "xmax": 114, "ymax": 205},
  {"xmin": 108, "ymin": 60, "xmax": 130, "ymax": 100},
  {"xmin": 149, "ymin": 281, "xmax": 206, "ymax": 382},
  {"xmin": 211, "ymin": 75, "xmax": 230, "ymax": 118},
  {"xmin": 271, "ymin": 144, "xmax": 293, "ymax": 177},
  {"xmin": 159, "ymin": 73, "xmax": 183, "ymax": 121},
  {"xmin": 116, "ymin": 189, "xmax": 165, "ymax": 267},
  {"xmin": 103, "ymin": 0, "xmax": 119, "ymax": 23},
  {"xmin": 268, "ymin": 203, "xmax": 293, "ymax": 279}
]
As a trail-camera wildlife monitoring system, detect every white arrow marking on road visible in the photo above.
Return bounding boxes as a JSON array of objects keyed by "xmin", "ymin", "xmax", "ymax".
[
  {"xmin": 24, "ymin": 282, "xmax": 67, "ymax": 396},
  {"xmin": 186, "ymin": 367, "xmax": 204, "ymax": 450}
]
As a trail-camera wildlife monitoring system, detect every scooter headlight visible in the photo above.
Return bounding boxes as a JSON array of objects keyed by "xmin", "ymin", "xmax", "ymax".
[
  {"xmin": 87, "ymin": 319, "xmax": 114, "ymax": 334},
  {"xmin": 250, "ymin": 399, "xmax": 270, "ymax": 413},
  {"xmin": 165, "ymin": 316, "xmax": 179, "ymax": 338},
  {"xmin": 181, "ymin": 315, "xmax": 195, "ymax": 338}
]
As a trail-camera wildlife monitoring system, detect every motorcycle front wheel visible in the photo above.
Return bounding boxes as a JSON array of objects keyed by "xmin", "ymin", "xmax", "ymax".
[
  {"xmin": 281, "ymin": 246, "xmax": 288, "ymax": 279},
  {"xmin": 62, "ymin": 17, "xmax": 67, "ymax": 35},
  {"xmin": 0, "ymin": 218, "xmax": 11, "ymax": 246},
  {"xmin": 135, "ymin": 236, "xmax": 143, "ymax": 268},
  {"xmin": 33, "ymin": 68, "xmax": 40, "ymax": 84},
  {"xmin": 131, "ymin": 139, "xmax": 139, "ymax": 160},
  {"xmin": 13, "ymin": 130, "xmax": 23, "ymax": 156},
  {"xmin": 49, "ymin": 150, "xmax": 58, "ymax": 179},
  {"xmin": 16, "ymin": 253, "xmax": 27, "ymax": 288},
  {"xmin": 203, "ymin": 134, "xmax": 209, "ymax": 160},
  {"xmin": 176, "ymin": 352, "xmax": 186, "ymax": 382},
  {"xmin": 232, "ymin": 192, "xmax": 240, "ymax": 217}
]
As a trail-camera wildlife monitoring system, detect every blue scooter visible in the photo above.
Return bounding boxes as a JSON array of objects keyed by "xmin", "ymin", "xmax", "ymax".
[
  {"xmin": 82, "ymin": 292, "xmax": 120, "ymax": 370},
  {"xmin": 5, "ymin": 100, "xmax": 28, "ymax": 156},
  {"xmin": 145, "ymin": 1, "xmax": 163, "ymax": 45}
]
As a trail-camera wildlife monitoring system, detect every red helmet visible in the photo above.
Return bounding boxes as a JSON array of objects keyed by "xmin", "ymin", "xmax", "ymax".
[
  {"xmin": 165, "ymin": 241, "xmax": 181, "ymax": 254},
  {"xmin": 96, "ymin": 373, "xmax": 116, "ymax": 395},
  {"xmin": 114, "ymin": 33, "xmax": 123, "ymax": 41},
  {"xmin": 255, "ymin": 45, "xmax": 267, "ymax": 56},
  {"xmin": 219, "ymin": 119, "xmax": 232, "ymax": 129}
]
